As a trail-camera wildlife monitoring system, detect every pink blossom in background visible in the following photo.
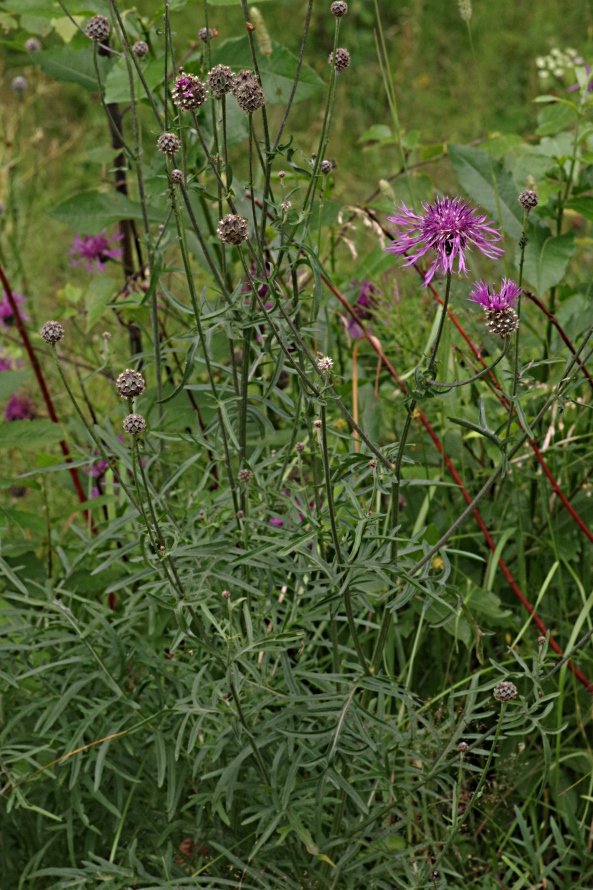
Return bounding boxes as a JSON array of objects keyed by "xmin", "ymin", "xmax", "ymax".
[
  {"xmin": 69, "ymin": 229, "xmax": 124, "ymax": 273},
  {"xmin": 387, "ymin": 196, "xmax": 504, "ymax": 285},
  {"xmin": 5, "ymin": 393, "xmax": 36, "ymax": 421},
  {"xmin": 0, "ymin": 290, "xmax": 28, "ymax": 329},
  {"xmin": 343, "ymin": 280, "xmax": 379, "ymax": 339}
]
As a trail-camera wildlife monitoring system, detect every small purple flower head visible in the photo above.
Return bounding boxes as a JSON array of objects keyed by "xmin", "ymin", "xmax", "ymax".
[
  {"xmin": 69, "ymin": 229, "xmax": 124, "ymax": 273},
  {"xmin": 387, "ymin": 196, "xmax": 504, "ymax": 285},
  {"xmin": 468, "ymin": 278, "xmax": 521, "ymax": 311},
  {"xmin": 0, "ymin": 290, "xmax": 28, "ymax": 329},
  {"xmin": 269, "ymin": 517, "xmax": 284, "ymax": 527},
  {"xmin": 5, "ymin": 393, "xmax": 36, "ymax": 421}
]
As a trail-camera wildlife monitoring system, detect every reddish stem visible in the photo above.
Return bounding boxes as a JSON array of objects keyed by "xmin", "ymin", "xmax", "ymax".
[
  {"xmin": 324, "ymin": 274, "xmax": 593, "ymax": 692},
  {"xmin": 0, "ymin": 262, "xmax": 91, "ymax": 522},
  {"xmin": 526, "ymin": 290, "xmax": 593, "ymax": 393}
]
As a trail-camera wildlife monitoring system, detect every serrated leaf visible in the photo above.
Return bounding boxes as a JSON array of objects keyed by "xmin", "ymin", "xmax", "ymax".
[
  {"xmin": 0, "ymin": 420, "xmax": 64, "ymax": 450},
  {"xmin": 35, "ymin": 46, "xmax": 114, "ymax": 92},
  {"xmin": 516, "ymin": 219, "xmax": 575, "ymax": 296},
  {"xmin": 85, "ymin": 276, "xmax": 117, "ymax": 331},
  {"xmin": 448, "ymin": 143, "xmax": 523, "ymax": 239},
  {"xmin": 48, "ymin": 189, "xmax": 164, "ymax": 234}
]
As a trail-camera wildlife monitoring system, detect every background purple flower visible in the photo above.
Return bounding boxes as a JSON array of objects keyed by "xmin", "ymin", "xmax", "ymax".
[
  {"xmin": 69, "ymin": 230, "xmax": 124, "ymax": 273},
  {"xmin": 387, "ymin": 196, "xmax": 504, "ymax": 285},
  {"xmin": 342, "ymin": 280, "xmax": 379, "ymax": 339},
  {"xmin": 5, "ymin": 393, "xmax": 36, "ymax": 421},
  {"xmin": 469, "ymin": 278, "xmax": 521, "ymax": 311},
  {"xmin": 0, "ymin": 348, "xmax": 18, "ymax": 371},
  {"xmin": 0, "ymin": 290, "xmax": 28, "ymax": 329}
]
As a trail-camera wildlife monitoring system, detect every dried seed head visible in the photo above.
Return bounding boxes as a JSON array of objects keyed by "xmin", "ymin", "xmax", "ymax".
[
  {"xmin": 233, "ymin": 69, "xmax": 256, "ymax": 90},
  {"xmin": 329, "ymin": 47, "xmax": 351, "ymax": 70},
  {"xmin": 235, "ymin": 79, "xmax": 266, "ymax": 112},
  {"xmin": 199, "ymin": 27, "xmax": 217, "ymax": 41},
  {"xmin": 493, "ymin": 680, "xmax": 518, "ymax": 703},
  {"xmin": 208, "ymin": 64, "xmax": 234, "ymax": 99},
  {"xmin": 485, "ymin": 307, "xmax": 519, "ymax": 338},
  {"xmin": 40, "ymin": 321, "xmax": 64, "ymax": 345},
  {"xmin": 321, "ymin": 159, "xmax": 333, "ymax": 175},
  {"xmin": 296, "ymin": 441, "xmax": 306, "ymax": 453},
  {"xmin": 518, "ymin": 189, "xmax": 539, "ymax": 212},
  {"xmin": 238, "ymin": 468, "xmax": 253, "ymax": 484},
  {"xmin": 172, "ymin": 71, "xmax": 208, "ymax": 111},
  {"xmin": 116, "ymin": 368, "xmax": 146, "ymax": 399},
  {"xmin": 25, "ymin": 37, "xmax": 42, "ymax": 51},
  {"xmin": 171, "ymin": 169, "xmax": 184, "ymax": 184},
  {"xmin": 132, "ymin": 40, "xmax": 149, "ymax": 57},
  {"xmin": 12, "ymin": 76, "xmax": 28, "ymax": 92},
  {"xmin": 157, "ymin": 132, "xmax": 181, "ymax": 155},
  {"xmin": 86, "ymin": 14, "xmax": 111, "ymax": 41},
  {"xmin": 123, "ymin": 413, "xmax": 147, "ymax": 435},
  {"xmin": 457, "ymin": 741, "xmax": 469, "ymax": 753},
  {"xmin": 217, "ymin": 214, "xmax": 249, "ymax": 245},
  {"xmin": 331, "ymin": 1, "xmax": 348, "ymax": 15},
  {"xmin": 317, "ymin": 355, "xmax": 334, "ymax": 373}
]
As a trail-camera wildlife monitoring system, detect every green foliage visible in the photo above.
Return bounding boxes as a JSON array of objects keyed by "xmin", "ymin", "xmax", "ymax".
[{"xmin": 1, "ymin": 1, "xmax": 593, "ymax": 888}]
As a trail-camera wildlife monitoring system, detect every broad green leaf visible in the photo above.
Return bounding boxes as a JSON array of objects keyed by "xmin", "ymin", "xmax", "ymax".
[
  {"xmin": 358, "ymin": 124, "xmax": 393, "ymax": 144},
  {"xmin": 516, "ymin": 220, "xmax": 575, "ymax": 296},
  {"xmin": 48, "ymin": 189, "xmax": 164, "ymax": 234},
  {"xmin": 448, "ymin": 143, "xmax": 523, "ymax": 239},
  {"xmin": 536, "ymin": 102, "xmax": 578, "ymax": 137},
  {"xmin": 85, "ymin": 276, "xmax": 117, "ymax": 331},
  {"xmin": 0, "ymin": 420, "xmax": 64, "ymax": 449},
  {"xmin": 35, "ymin": 46, "xmax": 114, "ymax": 92},
  {"xmin": 50, "ymin": 16, "xmax": 84, "ymax": 43},
  {"xmin": 212, "ymin": 37, "xmax": 324, "ymax": 104},
  {"xmin": 2, "ymin": 0, "xmax": 57, "ymax": 13},
  {"xmin": 104, "ymin": 58, "xmax": 164, "ymax": 104},
  {"xmin": 564, "ymin": 196, "xmax": 593, "ymax": 221},
  {"xmin": 0, "ymin": 371, "xmax": 31, "ymax": 402}
]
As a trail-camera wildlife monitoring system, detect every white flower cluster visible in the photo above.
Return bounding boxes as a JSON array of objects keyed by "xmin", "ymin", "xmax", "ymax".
[{"xmin": 535, "ymin": 47, "xmax": 581, "ymax": 80}]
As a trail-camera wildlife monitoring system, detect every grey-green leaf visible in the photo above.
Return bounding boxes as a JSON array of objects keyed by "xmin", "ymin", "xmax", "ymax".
[{"xmin": 448, "ymin": 143, "xmax": 523, "ymax": 239}]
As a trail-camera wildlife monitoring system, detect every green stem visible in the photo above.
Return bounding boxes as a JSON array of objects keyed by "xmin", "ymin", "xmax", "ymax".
[
  {"xmin": 505, "ymin": 210, "xmax": 529, "ymax": 437},
  {"xmin": 319, "ymin": 405, "xmax": 369, "ymax": 675}
]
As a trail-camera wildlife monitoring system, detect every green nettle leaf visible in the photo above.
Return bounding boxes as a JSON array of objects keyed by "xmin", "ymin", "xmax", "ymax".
[
  {"xmin": 211, "ymin": 37, "xmax": 324, "ymax": 104},
  {"xmin": 48, "ymin": 190, "xmax": 165, "ymax": 234},
  {"xmin": 517, "ymin": 220, "xmax": 575, "ymax": 296},
  {"xmin": 85, "ymin": 276, "xmax": 117, "ymax": 331},
  {"xmin": 0, "ymin": 420, "xmax": 64, "ymax": 449},
  {"xmin": 0, "ymin": 371, "xmax": 31, "ymax": 402},
  {"xmin": 448, "ymin": 143, "xmax": 523, "ymax": 239},
  {"xmin": 35, "ymin": 46, "xmax": 114, "ymax": 92},
  {"xmin": 104, "ymin": 58, "xmax": 164, "ymax": 104},
  {"xmin": 535, "ymin": 102, "xmax": 578, "ymax": 137},
  {"xmin": 2, "ymin": 0, "xmax": 57, "ymax": 13},
  {"xmin": 564, "ymin": 196, "xmax": 593, "ymax": 222}
]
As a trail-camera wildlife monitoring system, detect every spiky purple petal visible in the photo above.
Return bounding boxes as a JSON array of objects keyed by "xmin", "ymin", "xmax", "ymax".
[
  {"xmin": 469, "ymin": 278, "xmax": 521, "ymax": 311},
  {"xmin": 386, "ymin": 196, "xmax": 504, "ymax": 285}
]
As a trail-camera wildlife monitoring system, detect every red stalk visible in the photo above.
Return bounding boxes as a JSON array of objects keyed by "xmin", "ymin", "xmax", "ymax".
[
  {"xmin": 0, "ymin": 262, "xmax": 91, "ymax": 524},
  {"xmin": 325, "ymin": 273, "xmax": 593, "ymax": 692}
]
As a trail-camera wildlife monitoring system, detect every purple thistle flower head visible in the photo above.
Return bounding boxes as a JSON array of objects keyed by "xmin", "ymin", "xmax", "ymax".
[
  {"xmin": 5, "ymin": 393, "xmax": 36, "ymax": 421},
  {"xmin": 468, "ymin": 278, "xmax": 521, "ymax": 311},
  {"xmin": 387, "ymin": 196, "xmax": 504, "ymax": 285},
  {"xmin": 69, "ymin": 229, "xmax": 124, "ymax": 273},
  {"xmin": 0, "ymin": 290, "xmax": 28, "ymax": 329}
]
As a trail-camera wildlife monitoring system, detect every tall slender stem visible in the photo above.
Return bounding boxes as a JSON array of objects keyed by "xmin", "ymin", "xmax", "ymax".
[{"xmin": 505, "ymin": 209, "xmax": 529, "ymax": 437}]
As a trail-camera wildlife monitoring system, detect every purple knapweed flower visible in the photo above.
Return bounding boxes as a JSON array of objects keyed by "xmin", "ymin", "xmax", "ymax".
[
  {"xmin": 468, "ymin": 278, "xmax": 521, "ymax": 311},
  {"xmin": 387, "ymin": 196, "xmax": 504, "ymax": 285},
  {"xmin": 5, "ymin": 393, "xmax": 36, "ymax": 421},
  {"xmin": 0, "ymin": 290, "xmax": 28, "ymax": 329},
  {"xmin": 69, "ymin": 229, "xmax": 124, "ymax": 273},
  {"xmin": 343, "ymin": 279, "xmax": 379, "ymax": 339}
]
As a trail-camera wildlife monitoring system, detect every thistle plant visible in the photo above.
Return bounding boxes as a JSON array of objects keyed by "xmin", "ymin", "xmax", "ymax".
[{"xmin": 1, "ymin": 3, "xmax": 593, "ymax": 889}]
